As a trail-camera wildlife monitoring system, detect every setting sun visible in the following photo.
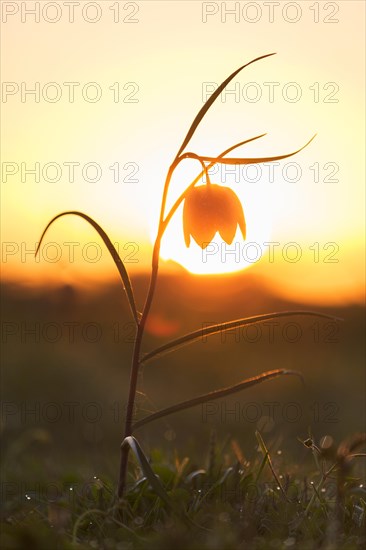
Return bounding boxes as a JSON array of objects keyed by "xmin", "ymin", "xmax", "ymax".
[{"xmin": 1, "ymin": 4, "xmax": 364, "ymax": 306}]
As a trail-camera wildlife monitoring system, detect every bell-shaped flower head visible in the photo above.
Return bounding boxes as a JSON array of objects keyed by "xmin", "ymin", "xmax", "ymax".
[{"xmin": 183, "ymin": 184, "xmax": 246, "ymax": 249}]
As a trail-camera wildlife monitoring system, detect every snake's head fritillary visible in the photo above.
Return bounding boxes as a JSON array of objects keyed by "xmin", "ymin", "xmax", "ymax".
[{"xmin": 183, "ymin": 184, "xmax": 246, "ymax": 249}]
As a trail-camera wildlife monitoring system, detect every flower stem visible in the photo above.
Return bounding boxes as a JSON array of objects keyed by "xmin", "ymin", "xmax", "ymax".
[
  {"xmin": 117, "ymin": 155, "xmax": 219, "ymax": 497},
  {"xmin": 117, "ymin": 244, "xmax": 161, "ymax": 497},
  {"xmin": 117, "ymin": 172, "xmax": 171, "ymax": 498},
  {"xmin": 116, "ymin": 130, "xmax": 309, "ymax": 496}
]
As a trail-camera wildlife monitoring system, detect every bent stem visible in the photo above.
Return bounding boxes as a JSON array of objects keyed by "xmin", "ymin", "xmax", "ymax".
[
  {"xmin": 117, "ymin": 54, "xmax": 316, "ymax": 498},
  {"xmin": 118, "ymin": 135, "xmax": 204, "ymax": 494},
  {"xmin": 118, "ymin": 149, "xmax": 228, "ymax": 497},
  {"xmin": 117, "ymin": 147, "xmax": 238, "ymax": 496},
  {"xmin": 117, "ymin": 143, "xmax": 316, "ymax": 498},
  {"xmin": 117, "ymin": 158, "xmax": 180, "ymax": 498}
]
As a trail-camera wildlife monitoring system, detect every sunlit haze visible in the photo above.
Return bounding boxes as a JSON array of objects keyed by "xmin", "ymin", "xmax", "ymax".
[{"xmin": 1, "ymin": 1, "xmax": 364, "ymax": 306}]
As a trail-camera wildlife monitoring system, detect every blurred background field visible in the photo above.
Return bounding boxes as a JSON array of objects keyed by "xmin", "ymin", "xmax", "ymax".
[{"xmin": 1, "ymin": 271, "xmax": 365, "ymax": 496}]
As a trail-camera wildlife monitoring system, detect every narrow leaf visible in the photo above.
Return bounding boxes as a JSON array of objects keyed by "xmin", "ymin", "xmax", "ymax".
[
  {"xmin": 121, "ymin": 436, "xmax": 176, "ymax": 510},
  {"xmin": 132, "ymin": 369, "xmax": 301, "ymax": 430},
  {"xmin": 255, "ymin": 451, "xmax": 269, "ymax": 484},
  {"xmin": 141, "ymin": 311, "xmax": 341, "ymax": 364},
  {"xmin": 255, "ymin": 431, "xmax": 290, "ymax": 501},
  {"xmin": 210, "ymin": 133, "xmax": 267, "ymax": 161},
  {"xmin": 216, "ymin": 467, "xmax": 235, "ymax": 487},
  {"xmin": 35, "ymin": 211, "xmax": 139, "ymax": 325},
  {"xmin": 183, "ymin": 134, "xmax": 316, "ymax": 166},
  {"xmin": 185, "ymin": 469, "xmax": 207, "ymax": 486},
  {"xmin": 348, "ymin": 453, "xmax": 366, "ymax": 459},
  {"xmin": 175, "ymin": 53, "xmax": 276, "ymax": 158},
  {"xmin": 198, "ymin": 467, "xmax": 235, "ymax": 506}
]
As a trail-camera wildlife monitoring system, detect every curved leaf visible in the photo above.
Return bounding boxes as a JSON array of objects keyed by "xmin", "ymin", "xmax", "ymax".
[
  {"xmin": 141, "ymin": 311, "xmax": 341, "ymax": 364},
  {"xmin": 185, "ymin": 469, "xmax": 207, "ymax": 486},
  {"xmin": 132, "ymin": 369, "xmax": 302, "ymax": 430},
  {"xmin": 121, "ymin": 436, "xmax": 176, "ymax": 510},
  {"xmin": 175, "ymin": 53, "xmax": 276, "ymax": 158},
  {"xmin": 182, "ymin": 134, "xmax": 316, "ymax": 166},
  {"xmin": 210, "ymin": 133, "xmax": 267, "ymax": 161},
  {"xmin": 35, "ymin": 211, "xmax": 139, "ymax": 325}
]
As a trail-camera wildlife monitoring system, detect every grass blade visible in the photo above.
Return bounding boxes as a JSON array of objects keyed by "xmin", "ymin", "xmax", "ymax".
[
  {"xmin": 255, "ymin": 430, "xmax": 290, "ymax": 502},
  {"xmin": 35, "ymin": 211, "xmax": 139, "ymax": 325},
  {"xmin": 175, "ymin": 53, "xmax": 276, "ymax": 158},
  {"xmin": 141, "ymin": 311, "xmax": 341, "ymax": 364},
  {"xmin": 72, "ymin": 509, "xmax": 107, "ymax": 545},
  {"xmin": 255, "ymin": 451, "xmax": 269, "ymax": 484},
  {"xmin": 132, "ymin": 369, "xmax": 302, "ymax": 430},
  {"xmin": 121, "ymin": 436, "xmax": 175, "ymax": 510}
]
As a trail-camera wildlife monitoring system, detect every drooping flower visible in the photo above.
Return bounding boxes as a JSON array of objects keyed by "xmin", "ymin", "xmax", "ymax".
[{"xmin": 183, "ymin": 184, "xmax": 246, "ymax": 249}]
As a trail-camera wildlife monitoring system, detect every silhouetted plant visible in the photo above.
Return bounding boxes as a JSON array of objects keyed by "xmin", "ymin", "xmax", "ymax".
[{"xmin": 36, "ymin": 53, "xmax": 338, "ymax": 503}]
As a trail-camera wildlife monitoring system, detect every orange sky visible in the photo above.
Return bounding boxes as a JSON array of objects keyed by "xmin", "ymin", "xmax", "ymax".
[{"xmin": 1, "ymin": 1, "xmax": 365, "ymax": 305}]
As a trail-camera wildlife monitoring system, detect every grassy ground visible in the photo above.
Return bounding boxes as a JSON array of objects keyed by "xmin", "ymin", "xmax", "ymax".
[
  {"xmin": 1, "ymin": 431, "xmax": 365, "ymax": 549},
  {"xmin": 1, "ymin": 277, "xmax": 365, "ymax": 548}
]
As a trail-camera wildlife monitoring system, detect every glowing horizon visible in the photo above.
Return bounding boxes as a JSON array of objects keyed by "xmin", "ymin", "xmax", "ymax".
[{"xmin": 1, "ymin": 1, "xmax": 365, "ymax": 306}]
